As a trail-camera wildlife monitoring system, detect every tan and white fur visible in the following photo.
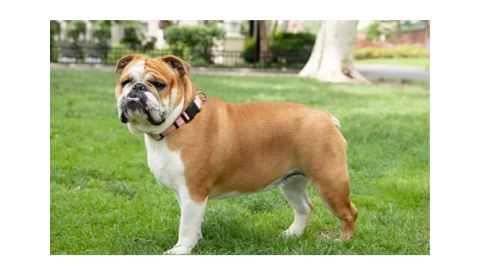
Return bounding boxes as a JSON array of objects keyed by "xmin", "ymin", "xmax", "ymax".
[{"xmin": 114, "ymin": 55, "xmax": 358, "ymax": 254}]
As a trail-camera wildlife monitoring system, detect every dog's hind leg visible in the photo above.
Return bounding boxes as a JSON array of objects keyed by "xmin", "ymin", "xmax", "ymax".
[
  {"xmin": 308, "ymin": 169, "xmax": 357, "ymax": 241},
  {"xmin": 298, "ymin": 123, "xmax": 357, "ymax": 240},
  {"xmin": 281, "ymin": 175, "xmax": 312, "ymax": 237}
]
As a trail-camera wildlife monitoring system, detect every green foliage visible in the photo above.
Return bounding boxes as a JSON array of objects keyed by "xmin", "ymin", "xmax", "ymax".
[
  {"xmin": 355, "ymin": 45, "xmax": 429, "ymax": 59},
  {"xmin": 239, "ymin": 21, "xmax": 251, "ymax": 36},
  {"xmin": 242, "ymin": 32, "xmax": 315, "ymax": 66},
  {"xmin": 365, "ymin": 21, "xmax": 396, "ymax": 40},
  {"xmin": 142, "ymin": 38, "xmax": 156, "ymax": 52},
  {"xmin": 400, "ymin": 20, "xmax": 429, "ymax": 32},
  {"xmin": 90, "ymin": 20, "xmax": 112, "ymax": 47},
  {"xmin": 241, "ymin": 38, "xmax": 257, "ymax": 63},
  {"xmin": 50, "ymin": 21, "xmax": 60, "ymax": 62},
  {"xmin": 164, "ymin": 25, "xmax": 225, "ymax": 64},
  {"xmin": 143, "ymin": 48, "xmax": 177, "ymax": 59},
  {"xmin": 164, "ymin": 25, "xmax": 225, "ymax": 50},
  {"xmin": 270, "ymin": 32, "xmax": 315, "ymax": 65},
  {"xmin": 365, "ymin": 22, "xmax": 382, "ymax": 40},
  {"xmin": 118, "ymin": 21, "xmax": 146, "ymax": 50},
  {"xmin": 105, "ymin": 44, "xmax": 136, "ymax": 64},
  {"xmin": 61, "ymin": 21, "xmax": 87, "ymax": 61},
  {"xmin": 65, "ymin": 20, "xmax": 86, "ymax": 46},
  {"xmin": 113, "ymin": 21, "xmax": 156, "ymax": 51},
  {"xmin": 51, "ymin": 68, "xmax": 430, "ymax": 255},
  {"xmin": 105, "ymin": 44, "xmax": 172, "ymax": 65},
  {"xmin": 105, "ymin": 45, "xmax": 178, "ymax": 65}
]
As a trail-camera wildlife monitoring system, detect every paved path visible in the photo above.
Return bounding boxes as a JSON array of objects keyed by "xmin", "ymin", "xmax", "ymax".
[
  {"xmin": 51, "ymin": 63, "xmax": 429, "ymax": 82},
  {"xmin": 191, "ymin": 65, "xmax": 430, "ymax": 82},
  {"xmin": 195, "ymin": 65, "xmax": 430, "ymax": 82},
  {"xmin": 356, "ymin": 64, "xmax": 429, "ymax": 82}
]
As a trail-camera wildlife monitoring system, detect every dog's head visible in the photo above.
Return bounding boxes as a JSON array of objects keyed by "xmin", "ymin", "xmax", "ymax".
[{"xmin": 114, "ymin": 55, "xmax": 194, "ymax": 134}]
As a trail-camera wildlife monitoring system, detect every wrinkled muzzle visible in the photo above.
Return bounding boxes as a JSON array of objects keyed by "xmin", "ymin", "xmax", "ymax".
[{"xmin": 118, "ymin": 82, "xmax": 165, "ymax": 125}]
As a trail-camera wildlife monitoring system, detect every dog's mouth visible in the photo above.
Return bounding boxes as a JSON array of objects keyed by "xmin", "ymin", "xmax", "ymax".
[{"xmin": 120, "ymin": 98, "xmax": 165, "ymax": 126}]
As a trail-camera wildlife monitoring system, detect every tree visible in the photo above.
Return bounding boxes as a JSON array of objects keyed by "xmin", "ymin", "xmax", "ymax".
[
  {"xmin": 258, "ymin": 20, "xmax": 269, "ymax": 54},
  {"xmin": 242, "ymin": 20, "xmax": 271, "ymax": 64},
  {"xmin": 164, "ymin": 24, "xmax": 225, "ymax": 63},
  {"xmin": 118, "ymin": 21, "xmax": 146, "ymax": 50},
  {"xmin": 65, "ymin": 20, "xmax": 86, "ymax": 47},
  {"xmin": 299, "ymin": 20, "xmax": 367, "ymax": 83},
  {"xmin": 50, "ymin": 21, "xmax": 60, "ymax": 62},
  {"xmin": 365, "ymin": 21, "xmax": 396, "ymax": 41},
  {"xmin": 90, "ymin": 20, "xmax": 112, "ymax": 48}
]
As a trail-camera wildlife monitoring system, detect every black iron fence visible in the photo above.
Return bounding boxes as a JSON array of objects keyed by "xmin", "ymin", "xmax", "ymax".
[{"xmin": 50, "ymin": 46, "xmax": 310, "ymax": 69}]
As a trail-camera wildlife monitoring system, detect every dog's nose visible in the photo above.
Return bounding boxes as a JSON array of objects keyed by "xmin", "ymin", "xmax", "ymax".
[
  {"xmin": 132, "ymin": 83, "xmax": 147, "ymax": 92},
  {"xmin": 128, "ymin": 83, "xmax": 148, "ymax": 99}
]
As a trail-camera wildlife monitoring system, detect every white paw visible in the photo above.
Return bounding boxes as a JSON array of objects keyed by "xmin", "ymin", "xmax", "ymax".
[
  {"xmin": 282, "ymin": 228, "xmax": 304, "ymax": 237},
  {"xmin": 164, "ymin": 244, "xmax": 193, "ymax": 255}
]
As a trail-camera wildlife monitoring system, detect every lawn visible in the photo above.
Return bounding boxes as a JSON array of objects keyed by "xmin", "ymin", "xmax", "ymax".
[
  {"xmin": 50, "ymin": 67, "xmax": 430, "ymax": 255},
  {"xmin": 356, "ymin": 57, "xmax": 430, "ymax": 69}
]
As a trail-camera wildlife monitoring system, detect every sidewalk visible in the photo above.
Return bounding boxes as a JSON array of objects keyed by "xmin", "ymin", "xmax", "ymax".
[
  {"xmin": 51, "ymin": 63, "xmax": 429, "ymax": 82},
  {"xmin": 356, "ymin": 64, "xmax": 429, "ymax": 82}
]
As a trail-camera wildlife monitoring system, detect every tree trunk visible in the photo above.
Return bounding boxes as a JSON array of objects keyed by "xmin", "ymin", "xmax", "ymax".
[
  {"xmin": 259, "ymin": 20, "xmax": 269, "ymax": 62},
  {"xmin": 299, "ymin": 20, "xmax": 367, "ymax": 83},
  {"xmin": 270, "ymin": 20, "xmax": 278, "ymax": 43}
]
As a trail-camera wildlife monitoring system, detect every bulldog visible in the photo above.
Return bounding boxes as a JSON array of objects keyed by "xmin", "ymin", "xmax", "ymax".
[{"xmin": 115, "ymin": 54, "xmax": 357, "ymax": 254}]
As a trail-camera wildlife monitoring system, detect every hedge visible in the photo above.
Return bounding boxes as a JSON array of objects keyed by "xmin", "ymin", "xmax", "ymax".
[{"xmin": 355, "ymin": 45, "xmax": 429, "ymax": 59}]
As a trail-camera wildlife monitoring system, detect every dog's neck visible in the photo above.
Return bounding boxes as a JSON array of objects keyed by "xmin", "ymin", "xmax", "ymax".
[
  {"xmin": 153, "ymin": 78, "xmax": 196, "ymax": 133},
  {"xmin": 147, "ymin": 92, "xmax": 206, "ymax": 141},
  {"xmin": 181, "ymin": 78, "xmax": 197, "ymax": 112}
]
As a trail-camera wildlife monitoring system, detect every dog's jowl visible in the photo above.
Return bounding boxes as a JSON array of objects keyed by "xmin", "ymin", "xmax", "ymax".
[{"xmin": 114, "ymin": 54, "xmax": 358, "ymax": 254}]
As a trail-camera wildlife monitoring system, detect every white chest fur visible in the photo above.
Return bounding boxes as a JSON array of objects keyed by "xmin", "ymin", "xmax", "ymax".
[{"xmin": 144, "ymin": 134, "xmax": 186, "ymax": 192}]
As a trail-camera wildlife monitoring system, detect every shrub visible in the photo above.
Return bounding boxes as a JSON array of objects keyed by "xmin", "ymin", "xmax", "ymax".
[
  {"xmin": 143, "ymin": 48, "xmax": 173, "ymax": 58},
  {"xmin": 106, "ymin": 44, "xmax": 135, "ymax": 65},
  {"xmin": 59, "ymin": 21, "xmax": 87, "ymax": 61},
  {"xmin": 355, "ymin": 45, "xmax": 429, "ymax": 59},
  {"xmin": 65, "ymin": 20, "xmax": 86, "ymax": 46},
  {"xmin": 142, "ymin": 38, "xmax": 156, "ymax": 52},
  {"xmin": 118, "ymin": 21, "xmax": 146, "ymax": 50},
  {"xmin": 365, "ymin": 22, "xmax": 382, "ymax": 40},
  {"xmin": 241, "ymin": 38, "xmax": 257, "ymax": 63},
  {"xmin": 90, "ymin": 20, "xmax": 111, "ymax": 48},
  {"xmin": 105, "ymin": 44, "xmax": 174, "ymax": 65},
  {"xmin": 50, "ymin": 21, "xmax": 60, "ymax": 62},
  {"xmin": 270, "ymin": 32, "xmax": 315, "ymax": 65},
  {"xmin": 164, "ymin": 25, "xmax": 225, "ymax": 64},
  {"xmin": 365, "ymin": 21, "xmax": 396, "ymax": 41}
]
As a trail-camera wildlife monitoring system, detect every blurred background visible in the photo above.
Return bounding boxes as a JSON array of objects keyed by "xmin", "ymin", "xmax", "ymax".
[{"xmin": 50, "ymin": 20, "xmax": 429, "ymax": 72}]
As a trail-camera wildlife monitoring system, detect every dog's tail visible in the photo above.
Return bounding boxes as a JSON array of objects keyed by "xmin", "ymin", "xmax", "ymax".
[
  {"xmin": 328, "ymin": 114, "xmax": 347, "ymax": 146},
  {"xmin": 330, "ymin": 114, "xmax": 341, "ymax": 129}
]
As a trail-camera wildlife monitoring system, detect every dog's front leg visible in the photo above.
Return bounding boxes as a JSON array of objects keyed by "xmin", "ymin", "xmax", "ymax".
[{"xmin": 164, "ymin": 189, "xmax": 207, "ymax": 255}]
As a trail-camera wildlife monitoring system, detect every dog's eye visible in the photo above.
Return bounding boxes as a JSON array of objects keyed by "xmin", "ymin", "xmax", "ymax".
[
  {"xmin": 152, "ymin": 81, "xmax": 166, "ymax": 91},
  {"xmin": 121, "ymin": 79, "xmax": 130, "ymax": 88}
]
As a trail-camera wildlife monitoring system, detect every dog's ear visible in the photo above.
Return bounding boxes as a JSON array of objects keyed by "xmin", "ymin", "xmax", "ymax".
[
  {"xmin": 115, "ymin": 55, "xmax": 139, "ymax": 74},
  {"xmin": 162, "ymin": 55, "xmax": 190, "ymax": 77}
]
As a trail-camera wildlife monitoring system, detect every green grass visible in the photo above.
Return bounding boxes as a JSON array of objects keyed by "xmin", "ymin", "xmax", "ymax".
[
  {"xmin": 356, "ymin": 57, "xmax": 430, "ymax": 69},
  {"xmin": 50, "ymin": 67, "xmax": 430, "ymax": 255}
]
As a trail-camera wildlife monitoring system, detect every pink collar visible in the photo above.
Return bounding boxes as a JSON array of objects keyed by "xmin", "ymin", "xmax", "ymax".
[{"xmin": 147, "ymin": 94, "xmax": 205, "ymax": 141}]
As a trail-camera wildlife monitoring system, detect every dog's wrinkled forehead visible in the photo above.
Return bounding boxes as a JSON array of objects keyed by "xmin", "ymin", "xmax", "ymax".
[
  {"xmin": 119, "ymin": 59, "xmax": 166, "ymax": 83},
  {"xmin": 116, "ymin": 55, "xmax": 189, "ymax": 81},
  {"xmin": 126, "ymin": 59, "xmax": 145, "ymax": 81},
  {"xmin": 116, "ymin": 55, "xmax": 188, "ymax": 82}
]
